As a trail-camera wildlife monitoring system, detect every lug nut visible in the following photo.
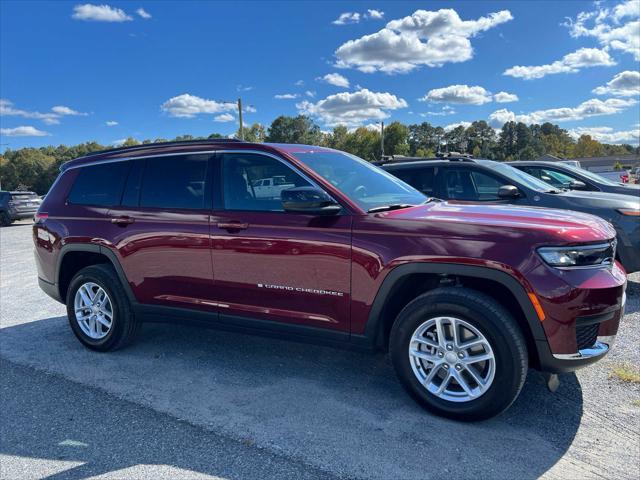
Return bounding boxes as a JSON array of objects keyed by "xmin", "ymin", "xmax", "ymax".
[
  {"xmin": 446, "ymin": 344, "xmax": 453, "ymax": 351},
  {"xmin": 438, "ymin": 351, "xmax": 444, "ymax": 358},
  {"xmin": 458, "ymin": 352, "xmax": 464, "ymax": 359},
  {"xmin": 443, "ymin": 364, "xmax": 449, "ymax": 369},
  {"xmin": 455, "ymin": 364, "xmax": 462, "ymax": 371}
]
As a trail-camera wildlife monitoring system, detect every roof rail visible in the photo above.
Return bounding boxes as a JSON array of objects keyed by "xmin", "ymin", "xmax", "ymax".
[{"xmin": 77, "ymin": 138, "xmax": 245, "ymax": 160}]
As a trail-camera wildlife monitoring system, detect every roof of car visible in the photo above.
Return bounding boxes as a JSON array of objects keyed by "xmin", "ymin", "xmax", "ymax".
[
  {"xmin": 60, "ymin": 140, "xmax": 332, "ymax": 171},
  {"xmin": 380, "ymin": 158, "xmax": 495, "ymax": 168},
  {"xmin": 506, "ymin": 161, "xmax": 568, "ymax": 167}
]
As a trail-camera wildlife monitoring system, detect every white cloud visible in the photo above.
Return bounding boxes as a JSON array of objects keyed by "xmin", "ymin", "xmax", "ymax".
[
  {"xmin": 366, "ymin": 9, "xmax": 384, "ymax": 20},
  {"xmin": 503, "ymin": 47, "xmax": 615, "ymax": 79},
  {"xmin": 564, "ymin": 1, "xmax": 640, "ymax": 60},
  {"xmin": 444, "ymin": 121, "xmax": 472, "ymax": 131},
  {"xmin": 72, "ymin": 4, "xmax": 133, "ymax": 22},
  {"xmin": 593, "ymin": 70, "xmax": 640, "ymax": 97},
  {"xmin": 136, "ymin": 8, "xmax": 151, "ymax": 19},
  {"xmin": 333, "ymin": 12, "xmax": 361, "ymax": 25},
  {"xmin": 0, "ymin": 126, "xmax": 50, "ymax": 137},
  {"xmin": 335, "ymin": 8, "xmax": 513, "ymax": 73},
  {"xmin": 0, "ymin": 99, "xmax": 86, "ymax": 125},
  {"xmin": 51, "ymin": 105, "xmax": 87, "ymax": 116},
  {"xmin": 421, "ymin": 106, "xmax": 456, "ymax": 117},
  {"xmin": 244, "ymin": 105, "xmax": 257, "ymax": 113},
  {"xmin": 493, "ymin": 91, "xmax": 519, "ymax": 103},
  {"xmin": 569, "ymin": 126, "xmax": 640, "ymax": 144},
  {"xmin": 214, "ymin": 113, "xmax": 235, "ymax": 122},
  {"xmin": 236, "ymin": 84, "xmax": 253, "ymax": 92},
  {"xmin": 160, "ymin": 94, "xmax": 235, "ymax": 118},
  {"xmin": 318, "ymin": 73, "xmax": 350, "ymax": 88},
  {"xmin": 297, "ymin": 88, "xmax": 407, "ymax": 127},
  {"xmin": 488, "ymin": 98, "xmax": 637, "ymax": 128},
  {"xmin": 105, "ymin": 120, "xmax": 118, "ymax": 126},
  {"xmin": 305, "ymin": 90, "xmax": 316, "ymax": 98},
  {"xmin": 422, "ymin": 85, "xmax": 493, "ymax": 105},
  {"xmin": 274, "ymin": 93, "xmax": 299, "ymax": 99},
  {"xmin": 294, "ymin": 80, "xmax": 305, "ymax": 86},
  {"xmin": 112, "ymin": 138, "xmax": 128, "ymax": 146}
]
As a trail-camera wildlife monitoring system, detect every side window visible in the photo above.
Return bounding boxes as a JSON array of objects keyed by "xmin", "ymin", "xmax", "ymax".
[
  {"xmin": 221, "ymin": 153, "xmax": 311, "ymax": 212},
  {"xmin": 140, "ymin": 154, "xmax": 209, "ymax": 210},
  {"xmin": 67, "ymin": 161, "xmax": 131, "ymax": 206},
  {"xmin": 121, "ymin": 160, "xmax": 144, "ymax": 207},
  {"xmin": 470, "ymin": 171, "xmax": 504, "ymax": 200},
  {"xmin": 444, "ymin": 169, "xmax": 504, "ymax": 201},
  {"xmin": 540, "ymin": 168, "xmax": 579, "ymax": 187},
  {"xmin": 393, "ymin": 168, "xmax": 435, "ymax": 196}
]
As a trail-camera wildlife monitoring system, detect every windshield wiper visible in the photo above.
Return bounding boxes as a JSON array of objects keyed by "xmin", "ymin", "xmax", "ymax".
[{"xmin": 368, "ymin": 203, "xmax": 415, "ymax": 213}]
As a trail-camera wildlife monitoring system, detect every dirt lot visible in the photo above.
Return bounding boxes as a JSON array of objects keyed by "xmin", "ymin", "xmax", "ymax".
[{"xmin": 1, "ymin": 221, "xmax": 639, "ymax": 479}]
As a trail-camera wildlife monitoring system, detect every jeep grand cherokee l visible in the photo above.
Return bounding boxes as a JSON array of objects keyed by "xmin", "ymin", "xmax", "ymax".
[
  {"xmin": 382, "ymin": 157, "xmax": 640, "ymax": 273},
  {"xmin": 34, "ymin": 140, "xmax": 627, "ymax": 421},
  {"xmin": 1, "ymin": 190, "xmax": 41, "ymax": 226}
]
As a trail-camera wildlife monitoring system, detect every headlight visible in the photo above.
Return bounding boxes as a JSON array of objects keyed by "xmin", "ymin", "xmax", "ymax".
[{"xmin": 538, "ymin": 241, "xmax": 616, "ymax": 268}]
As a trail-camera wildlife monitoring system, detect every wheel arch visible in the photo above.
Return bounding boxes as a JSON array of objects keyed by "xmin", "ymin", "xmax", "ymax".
[
  {"xmin": 361, "ymin": 263, "xmax": 549, "ymax": 368},
  {"xmin": 56, "ymin": 244, "xmax": 136, "ymax": 303}
]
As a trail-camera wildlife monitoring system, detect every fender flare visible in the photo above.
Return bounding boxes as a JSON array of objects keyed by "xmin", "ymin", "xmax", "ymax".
[
  {"xmin": 362, "ymin": 262, "xmax": 547, "ymax": 347},
  {"xmin": 55, "ymin": 243, "xmax": 137, "ymax": 303}
]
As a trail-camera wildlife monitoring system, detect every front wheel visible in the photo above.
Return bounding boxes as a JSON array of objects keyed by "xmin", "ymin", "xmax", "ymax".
[{"xmin": 390, "ymin": 287, "xmax": 528, "ymax": 421}]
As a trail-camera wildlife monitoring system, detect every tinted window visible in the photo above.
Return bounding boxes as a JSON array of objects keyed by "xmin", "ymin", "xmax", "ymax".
[
  {"xmin": 520, "ymin": 166, "xmax": 571, "ymax": 187},
  {"xmin": 121, "ymin": 160, "xmax": 144, "ymax": 207},
  {"xmin": 221, "ymin": 153, "xmax": 311, "ymax": 212},
  {"xmin": 444, "ymin": 169, "xmax": 504, "ymax": 201},
  {"xmin": 140, "ymin": 154, "xmax": 209, "ymax": 210},
  {"xmin": 68, "ymin": 162, "xmax": 130, "ymax": 206},
  {"xmin": 393, "ymin": 167, "xmax": 436, "ymax": 196}
]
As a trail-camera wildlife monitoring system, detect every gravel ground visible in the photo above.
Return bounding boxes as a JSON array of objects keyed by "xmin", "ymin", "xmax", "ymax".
[{"xmin": 1, "ymin": 221, "xmax": 639, "ymax": 479}]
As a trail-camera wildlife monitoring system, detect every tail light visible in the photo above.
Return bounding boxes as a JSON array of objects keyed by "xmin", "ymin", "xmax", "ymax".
[{"xmin": 34, "ymin": 212, "xmax": 48, "ymax": 223}]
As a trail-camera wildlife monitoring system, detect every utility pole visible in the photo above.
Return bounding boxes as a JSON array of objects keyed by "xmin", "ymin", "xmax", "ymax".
[
  {"xmin": 380, "ymin": 121, "xmax": 385, "ymax": 159},
  {"xmin": 237, "ymin": 98, "xmax": 244, "ymax": 141}
]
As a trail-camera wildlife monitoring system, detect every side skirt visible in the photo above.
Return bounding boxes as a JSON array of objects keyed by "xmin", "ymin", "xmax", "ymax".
[{"xmin": 134, "ymin": 304, "xmax": 375, "ymax": 352}]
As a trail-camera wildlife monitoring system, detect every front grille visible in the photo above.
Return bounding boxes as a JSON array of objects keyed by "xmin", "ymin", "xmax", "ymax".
[{"xmin": 576, "ymin": 323, "xmax": 599, "ymax": 350}]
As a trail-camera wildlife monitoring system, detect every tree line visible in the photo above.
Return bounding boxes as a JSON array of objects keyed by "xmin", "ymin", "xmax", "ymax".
[{"xmin": 1, "ymin": 116, "xmax": 637, "ymax": 194}]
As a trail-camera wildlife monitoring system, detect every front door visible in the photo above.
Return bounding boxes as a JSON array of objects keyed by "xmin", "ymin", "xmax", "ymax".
[{"xmin": 210, "ymin": 151, "xmax": 352, "ymax": 332}]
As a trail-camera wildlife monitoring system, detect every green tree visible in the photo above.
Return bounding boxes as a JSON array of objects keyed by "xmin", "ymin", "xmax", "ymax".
[
  {"xmin": 266, "ymin": 115, "xmax": 323, "ymax": 145},
  {"xmin": 343, "ymin": 127, "xmax": 381, "ymax": 161},
  {"xmin": 327, "ymin": 125, "xmax": 349, "ymax": 151},
  {"xmin": 240, "ymin": 123, "xmax": 266, "ymax": 142},
  {"xmin": 573, "ymin": 135, "xmax": 604, "ymax": 158},
  {"xmin": 383, "ymin": 121, "xmax": 409, "ymax": 156}
]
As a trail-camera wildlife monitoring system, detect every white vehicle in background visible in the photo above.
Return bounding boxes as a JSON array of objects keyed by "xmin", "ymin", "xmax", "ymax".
[
  {"xmin": 252, "ymin": 176, "xmax": 295, "ymax": 199},
  {"xmin": 559, "ymin": 160, "xmax": 582, "ymax": 169}
]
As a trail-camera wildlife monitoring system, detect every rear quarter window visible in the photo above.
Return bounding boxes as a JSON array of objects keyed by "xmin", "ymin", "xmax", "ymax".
[{"xmin": 67, "ymin": 162, "xmax": 131, "ymax": 206}]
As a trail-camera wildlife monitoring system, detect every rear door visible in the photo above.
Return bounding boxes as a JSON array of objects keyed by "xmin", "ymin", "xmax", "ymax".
[
  {"xmin": 105, "ymin": 153, "xmax": 216, "ymax": 311},
  {"xmin": 209, "ymin": 151, "xmax": 352, "ymax": 333}
]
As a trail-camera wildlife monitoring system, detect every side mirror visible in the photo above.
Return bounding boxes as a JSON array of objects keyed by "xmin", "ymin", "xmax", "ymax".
[
  {"xmin": 569, "ymin": 180, "xmax": 587, "ymax": 190},
  {"xmin": 281, "ymin": 187, "xmax": 341, "ymax": 215},
  {"xmin": 498, "ymin": 185, "xmax": 520, "ymax": 199}
]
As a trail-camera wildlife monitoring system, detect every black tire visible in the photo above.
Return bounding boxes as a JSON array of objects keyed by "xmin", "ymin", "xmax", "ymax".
[
  {"xmin": 0, "ymin": 211, "xmax": 12, "ymax": 227},
  {"xmin": 66, "ymin": 264, "xmax": 140, "ymax": 351},
  {"xmin": 389, "ymin": 287, "xmax": 528, "ymax": 421}
]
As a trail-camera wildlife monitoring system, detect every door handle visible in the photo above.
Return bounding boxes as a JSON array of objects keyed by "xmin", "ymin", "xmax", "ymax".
[
  {"xmin": 110, "ymin": 216, "xmax": 135, "ymax": 226},
  {"xmin": 217, "ymin": 222, "xmax": 249, "ymax": 231}
]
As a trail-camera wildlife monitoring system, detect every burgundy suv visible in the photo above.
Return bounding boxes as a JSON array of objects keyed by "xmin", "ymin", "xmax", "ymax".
[{"xmin": 33, "ymin": 140, "xmax": 627, "ymax": 420}]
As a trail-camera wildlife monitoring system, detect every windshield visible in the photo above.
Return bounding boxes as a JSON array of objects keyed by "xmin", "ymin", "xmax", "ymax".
[
  {"xmin": 292, "ymin": 150, "xmax": 426, "ymax": 211},
  {"xmin": 478, "ymin": 160, "xmax": 560, "ymax": 192},
  {"xmin": 560, "ymin": 163, "xmax": 622, "ymax": 186}
]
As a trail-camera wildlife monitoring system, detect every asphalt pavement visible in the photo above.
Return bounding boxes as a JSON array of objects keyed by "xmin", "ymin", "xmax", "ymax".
[{"xmin": 1, "ymin": 221, "xmax": 638, "ymax": 479}]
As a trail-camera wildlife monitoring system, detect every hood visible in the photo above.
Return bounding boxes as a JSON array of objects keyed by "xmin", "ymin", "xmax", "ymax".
[
  {"xmin": 553, "ymin": 189, "xmax": 640, "ymax": 209},
  {"xmin": 380, "ymin": 201, "xmax": 616, "ymax": 244}
]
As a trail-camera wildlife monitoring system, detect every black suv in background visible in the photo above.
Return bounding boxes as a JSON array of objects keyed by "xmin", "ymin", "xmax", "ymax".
[
  {"xmin": 0, "ymin": 191, "xmax": 41, "ymax": 226},
  {"xmin": 508, "ymin": 161, "xmax": 640, "ymax": 196},
  {"xmin": 381, "ymin": 158, "xmax": 640, "ymax": 273}
]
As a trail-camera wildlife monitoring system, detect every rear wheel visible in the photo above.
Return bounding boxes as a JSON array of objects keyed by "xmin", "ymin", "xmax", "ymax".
[
  {"xmin": 66, "ymin": 264, "xmax": 140, "ymax": 351},
  {"xmin": 0, "ymin": 211, "xmax": 12, "ymax": 227},
  {"xmin": 390, "ymin": 287, "xmax": 528, "ymax": 421}
]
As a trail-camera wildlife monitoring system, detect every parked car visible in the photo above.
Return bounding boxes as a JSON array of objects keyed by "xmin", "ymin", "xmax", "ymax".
[
  {"xmin": 632, "ymin": 167, "xmax": 640, "ymax": 183},
  {"xmin": 508, "ymin": 161, "xmax": 640, "ymax": 196},
  {"xmin": 597, "ymin": 170, "xmax": 631, "ymax": 184},
  {"xmin": 382, "ymin": 157, "xmax": 640, "ymax": 273},
  {"xmin": 251, "ymin": 175, "xmax": 296, "ymax": 199},
  {"xmin": 0, "ymin": 190, "xmax": 41, "ymax": 226},
  {"xmin": 34, "ymin": 140, "xmax": 627, "ymax": 421},
  {"xmin": 559, "ymin": 160, "xmax": 581, "ymax": 168}
]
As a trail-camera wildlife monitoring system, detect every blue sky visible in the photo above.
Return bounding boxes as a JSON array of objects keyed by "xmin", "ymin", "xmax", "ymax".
[{"xmin": 1, "ymin": 0, "xmax": 639, "ymax": 150}]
